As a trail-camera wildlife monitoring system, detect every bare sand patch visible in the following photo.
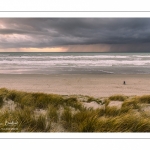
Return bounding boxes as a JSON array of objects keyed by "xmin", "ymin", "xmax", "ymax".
[
  {"xmin": 0, "ymin": 74, "xmax": 150, "ymax": 97},
  {"xmin": 82, "ymin": 101, "xmax": 103, "ymax": 109},
  {"xmin": 140, "ymin": 104, "xmax": 150, "ymax": 112},
  {"xmin": 108, "ymin": 101, "xmax": 123, "ymax": 109}
]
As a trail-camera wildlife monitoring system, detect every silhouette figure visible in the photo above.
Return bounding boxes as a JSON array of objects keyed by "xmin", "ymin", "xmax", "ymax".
[{"xmin": 123, "ymin": 81, "xmax": 126, "ymax": 85}]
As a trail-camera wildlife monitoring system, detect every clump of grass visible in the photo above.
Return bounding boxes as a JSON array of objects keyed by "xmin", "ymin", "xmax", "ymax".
[
  {"xmin": 33, "ymin": 93, "xmax": 64, "ymax": 109},
  {"xmin": 4, "ymin": 89, "xmax": 64, "ymax": 109},
  {"xmin": 97, "ymin": 117, "xmax": 117, "ymax": 132},
  {"xmin": 138, "ymin": 95, "xmax": 150, "ymax": 104},
  {"xmin": 14, "ymin": 107, "xmax": 36, "ymax": 130},
  {"xmin": 109, "ymin": 95, "xmax": 127, "ymax": 101},
  {"xmin": 33, "ymin": 115, "xmax": 51, "ymax": 132},
  {"xmin": 63, "ymin": 97, "xmax": 83, "ymax": 110},
  {"xmin": 32, "ymin": 93, "xmax": 51, "ymax": 109},
  {"xmin": 97, "ymin": 99, "xmax": 110, "ymax": 116},
  {"xmin": 104, "ymin": 99, "xmax": 110, "ymax": 106},
  {"xmin": 120, "ymin": 106, "xmax": 131, "ymax": 114},
  {"xmin": 72, "ymin": 110, "xmax": 99, "ymax": 132},
  {"xmin": 61, "ymin": 108, "xmax": 73, "ymax": 130},
  {"xmin": 0, "ymin": 88, "xmax": 9, "ymax": 108},
  {"xmin": 0, "ymin": 96, "xmax": 4, "ymax": 108},
  {"xmin": 97, "ymin": 108, "xmax": 105, "ymax": 116},
  {"xmin": 112, "ymin": 113, "xmax": 150, "ymax": 132},
  {"xmin": 1, "ymin": 88, "xmax": 82, "ymax": 110},
  {"xmin": 105, "ymin": 106, "xmax": 121, "ymax": 117},
  {"xmin": 0, "ymin": 88, "xmax": 9, "ymax": 97},
  {"xmin": 0, "ymin": 111, "xmax": 19, "ymax": 132},
  {"xmin": 6, "ymin": 90, "xmax": 25, "ymax": 102},
  {"xmin": 0, "ymin": 111, "xmax": 10, "ymax": 125},
  {"xmin": 8, "ymin": 107, "xmax": 51, "ymax": 132},
  {"xmin": 47, "ymin": 105, "xmax": 58, "ymax": 123},
  {"xmin": 97, "ymin": 106, "xmax": 121, "ymax": 117},
  {"xmin": 76, "ymin": 115, "xmax": 99, "ymax": 132},
  {"xmin": 122, "ymin": 98, "xmax": 140, "ymax": 110},
  {"xmin": 97, "ymin": 113, "xmax": 150, "ymax": 132},
  {"xmin": 87, "ymin": 97, "xmax": 102, "ymax": 104},
  {"xmin": 46, "ymin": 94, "xmax": 64, "ymax": 107},
  {"xmin": 18, "ymin": 94, "xmax": 34, "ymax": 108},
  {"xmin": 18, "ymin": 92, "xmax": 59, "ymax": 109}
]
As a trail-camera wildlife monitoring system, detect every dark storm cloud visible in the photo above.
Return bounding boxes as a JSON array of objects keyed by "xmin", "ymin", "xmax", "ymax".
[{"xmin": 1, "ymin": 18, "xmax": 150, "ymax": 52}]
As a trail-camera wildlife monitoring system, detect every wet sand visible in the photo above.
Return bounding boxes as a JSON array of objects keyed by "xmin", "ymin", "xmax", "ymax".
[{"xmin": 0, "ymin": 74, "xmax": 150, "ymax": 97}]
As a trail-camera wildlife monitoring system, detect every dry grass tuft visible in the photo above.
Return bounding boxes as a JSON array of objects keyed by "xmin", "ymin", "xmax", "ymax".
[{"xmin": 109, "ymin": 95, "xmax": 127, "ymax": 101}]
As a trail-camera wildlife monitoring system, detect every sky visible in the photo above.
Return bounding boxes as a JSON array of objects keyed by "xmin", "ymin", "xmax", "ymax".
[{"xmin": 0, "ymin": 18, "xmax": 150, "ymax": 52}]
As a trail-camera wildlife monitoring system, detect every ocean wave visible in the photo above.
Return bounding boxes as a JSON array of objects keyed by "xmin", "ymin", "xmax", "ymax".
[{"xmin": 0, "ymin": 52, "xmax": 150, "ymax": 74}]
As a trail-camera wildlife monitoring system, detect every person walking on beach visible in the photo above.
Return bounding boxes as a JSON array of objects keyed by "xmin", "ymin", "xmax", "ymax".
[{"xmin": 123, "ymin": 81, "xmax": 126, "ymax": 85}]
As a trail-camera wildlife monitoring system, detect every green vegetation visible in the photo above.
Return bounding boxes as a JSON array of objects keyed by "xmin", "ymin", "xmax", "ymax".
[
  {"xmin": 47, "ymin": 105, "xmax": 58, "ymax": 122},
  {"xmin": 97, "ymin": 113, "xmax": 150, "ymax": 132},
  {"xmin": 0, "ymin": 96, "xmax": 3, "ymax": 108},
  {"xmin": 61, "ymin": 108, "xmax": 73, "ymax": 130},
  {"xmin": 109, "ymin": 94, "xmax": 127, "ymax": 101},
  {"xmin": 122, "ymin": 98, "xmax": 140, "ymax": 110},
  {"xmin": 0, "ymin": 88, "xmax": 8, "ymax": 108},
  {"xmin": 138, "ymin": 95, "xmax": 150, "ymax": 104},
  {"xmin": 0, "ymin": 108, "xmax": 51, "ymax": 132},
  {"xmin": 63, "ymin": 97, "xmax": 83, "ymax": 110},
  {"xmin": 1, "ymin": 88, "xmax": 150, "ymax": 132},
  {"xmin": 87, "ymin": 97, "xmax": 102, "ymax": 104}
]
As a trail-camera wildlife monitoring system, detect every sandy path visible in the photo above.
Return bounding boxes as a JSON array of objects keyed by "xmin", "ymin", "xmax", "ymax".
[{"xmin": 0, "ymin": 74, "xmax": 150, "ymax": 97}]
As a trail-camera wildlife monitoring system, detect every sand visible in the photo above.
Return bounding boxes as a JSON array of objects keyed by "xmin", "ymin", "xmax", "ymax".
[{"xmin": 0, "ymin": 74, "xmax": 150, "ymax": 97}]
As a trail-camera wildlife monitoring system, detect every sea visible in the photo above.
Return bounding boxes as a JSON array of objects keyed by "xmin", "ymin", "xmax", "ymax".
[{"xmin": 0, "ymin": 52, "xmax": 150, "ymax": 74}]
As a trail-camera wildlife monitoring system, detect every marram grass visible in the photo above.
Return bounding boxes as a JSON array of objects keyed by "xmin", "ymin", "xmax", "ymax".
[
  {"xmin": 47, "ymin": 105, "xmax": 58, "ymax": 123},
  {"xmin": 109, "ymin": 94, "xmax": 127, "ymax": 101},
  {"xmin": 1, "ymin": 88, "xmax": 150, "ymax": 132}
]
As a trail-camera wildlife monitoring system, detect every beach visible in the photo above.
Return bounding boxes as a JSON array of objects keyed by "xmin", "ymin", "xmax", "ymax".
[{"xmin": 0, "ymin": 74, "xmax": 150, "ymax": 97}]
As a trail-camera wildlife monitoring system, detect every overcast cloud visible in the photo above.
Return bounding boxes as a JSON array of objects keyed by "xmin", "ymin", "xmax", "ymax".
[{"xmin": 0, "ymin": 18, "xmax": 150, "ymax": 52}]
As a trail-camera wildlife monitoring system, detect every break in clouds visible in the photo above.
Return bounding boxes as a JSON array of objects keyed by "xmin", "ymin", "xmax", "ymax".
[{"xmin": 0, "ymin": 18, "xmax": 150, "ymax": 52}]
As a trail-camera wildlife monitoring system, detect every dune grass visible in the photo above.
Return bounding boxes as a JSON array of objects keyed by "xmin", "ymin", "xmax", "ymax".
[
  {"xmin": 60, "ymin": 108, "xmax": 100, "ymax": 132},
  {"xmin": 87, "ymin": 97, "xmax": 102, "ymax": 104},
  {"xmin": 0, "ymin": 88, "xmax": 8, "ymax": 108},
  {"xmin": 71, "ymin": 110, "xmax": 99, "ymax": 132},
  {"xmin": 7, "ymin": 91, "xmax": 63, "ymax": 109},
  {"xmin": 109, "ymin": 94, "xmax": 127, "ymax": 101},
  {"xmin": 1, "ymin": 88, "xmax": 150, "ymax": 132},
  {"xmin": 122, "ymin": 98, "xmax": 140, "ymax": 110},
  {"xmin": 61, "ymin": 107, "xmax": 73, "ymax": 130},
  {"xmin": 97, "ymin": 112, "xmax": 150, "ymax": 132},
  {"xmin": 138, "ymin": 95, "xmax": 150, "ymax": 104},
  {"xmin": 63, "ymin": 97, "xmax": 83, "ymax": 110},
  {"xmin": 0, "ymin": 96, "xmax": 3, "ymax": 108},
  {"xmin": 47, "ymin": 105, "xmax": 58, "ymax": 123},
  {"xmin": 0, "ymin": 107, "xmax": 51, "ymax": 132},
  {"xmin": 0, "ymin": 88, "xmax": 83, "ymax": 110}
]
